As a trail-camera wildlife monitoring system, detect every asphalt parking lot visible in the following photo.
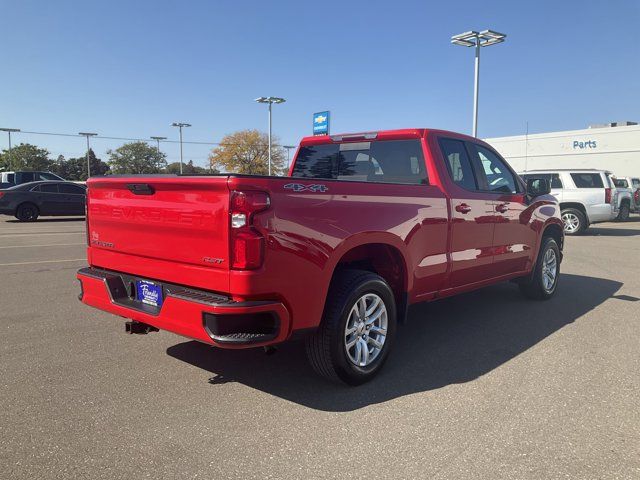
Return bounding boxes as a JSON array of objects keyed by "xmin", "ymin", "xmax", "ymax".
[{"xmin": 1, "ymin": 217, "xmax": 639, "ymax": 480}]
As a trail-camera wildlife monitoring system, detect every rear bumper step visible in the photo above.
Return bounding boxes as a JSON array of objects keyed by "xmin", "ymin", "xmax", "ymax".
[{"xmin": 77, "ymin": 267, "xmax": 290, "ymax": 348}]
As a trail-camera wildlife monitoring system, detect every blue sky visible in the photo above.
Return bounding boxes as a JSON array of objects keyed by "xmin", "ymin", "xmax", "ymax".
[{"xmin": 1, "ymin": 0, "xmax": 638, "ymax": 167}]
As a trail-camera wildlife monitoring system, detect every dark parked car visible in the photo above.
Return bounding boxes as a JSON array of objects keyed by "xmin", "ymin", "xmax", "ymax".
[{"xmin": 0, "ymin": 181, "xmax": 86, "ymax": 221}]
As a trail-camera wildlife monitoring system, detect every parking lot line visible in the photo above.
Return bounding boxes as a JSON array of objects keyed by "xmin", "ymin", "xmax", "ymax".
[
  {"xmin": 0, "ymin": 243, "xmax": 86, "ymax": 249},
  {"xmin": 0, "ymin": 258, "xmax": 86, "ymax": 266},
  {"xmin": 0, "ymin": 232, "xmax": 85, "ymax": 237}
]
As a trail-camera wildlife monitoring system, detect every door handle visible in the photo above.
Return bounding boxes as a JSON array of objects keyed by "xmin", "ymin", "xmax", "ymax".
[
  {"xmin": 495, "ymin": 203, "xmax": 508, "ymax": 213},
  {"xmin": 455, "ymin": 203, "xmax": 472, "ymax": 214}
]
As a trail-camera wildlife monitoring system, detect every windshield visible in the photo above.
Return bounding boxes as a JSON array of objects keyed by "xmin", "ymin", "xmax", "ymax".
[{"xmin": 613, "ymin": 178, "xmax": 629, "ymax": 188}]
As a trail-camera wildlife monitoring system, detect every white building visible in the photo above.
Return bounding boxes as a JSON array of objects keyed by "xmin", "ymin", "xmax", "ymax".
[{"xmin": 485, "ymin": 122, "xmax": 640, "ymax": 176}]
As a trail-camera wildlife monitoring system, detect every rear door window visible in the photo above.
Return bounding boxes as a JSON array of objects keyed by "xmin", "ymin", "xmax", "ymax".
[
  {"xmin": 19, "ymin": 172, "xmax": 36, "ymax": 183},
  {"xmin": 571, "ymin": 173, "xmax": 604, "ymax": 188},
  {"xmin": 59, "ymin": 183, "xmax": 86, "ymax": 194},
  {"xmin": 438, "ymin": 138, "xmax": 477, "ymax": 191},
  {"xmin": 40, "ymin": 183, "xmax": 59, "ymax": 193}
]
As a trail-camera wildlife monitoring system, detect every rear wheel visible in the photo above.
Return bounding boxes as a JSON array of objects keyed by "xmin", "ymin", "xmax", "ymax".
[
  {"xmin": 616, "ymin": 203, "xmax": 630, "ymax": 222},
  {"xmin": 15, "ymin": 203, "xmax": 39, "ymax": 222},
  {"xmin": 519, "ymin": 237, "xmax": 560, "ymax": 300},
  {"xmin": 561, "ymin": 208, "xmax": 586, "ymax": 235},
  {"xmin": 305, "ymin": 269, "xmax": 397, "ymax": 385}
]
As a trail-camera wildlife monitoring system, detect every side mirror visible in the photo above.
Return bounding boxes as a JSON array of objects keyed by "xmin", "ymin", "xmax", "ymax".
[{"xmin": 526, "ymin": 178, "xmax": 551, "ymax": 198}]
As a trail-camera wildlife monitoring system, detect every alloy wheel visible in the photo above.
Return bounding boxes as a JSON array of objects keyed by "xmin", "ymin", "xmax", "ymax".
[{"xmin": 344, "ymin": 293, "xmax": 388, "ymax": 367}]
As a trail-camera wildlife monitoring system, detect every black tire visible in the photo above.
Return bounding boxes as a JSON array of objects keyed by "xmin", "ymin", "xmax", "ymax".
[
  {"xmin": 616, "ymin": 203, "xmax": 630, "ymax": 222},
  {"xmin": 560, "ymin": 208, "xmax": 586, "ymax": 235},
  {"xmin": 519, "ymin": 237, "xmax": 561, "ymax": 300},
  {"xmin": 15, "ymin": 203, "xmax": 39, "ymax": 222},
  {"xmin": 305, "ymin": 269, "xmax": 397, "ymax": 385}
]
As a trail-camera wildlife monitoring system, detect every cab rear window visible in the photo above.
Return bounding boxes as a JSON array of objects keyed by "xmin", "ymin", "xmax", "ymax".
[{"xmin": 292, "ymin": 140, "xmax": 428, "ymax": 185}]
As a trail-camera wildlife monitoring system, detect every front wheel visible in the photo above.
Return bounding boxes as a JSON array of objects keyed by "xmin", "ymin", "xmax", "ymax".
[
  {"xmin": 305, "ymin": 269, "xmax": 397, "ymax": 385},
  {"xmin": 519, "ymin": 237, "xmax": 561, "ymax": 300}
]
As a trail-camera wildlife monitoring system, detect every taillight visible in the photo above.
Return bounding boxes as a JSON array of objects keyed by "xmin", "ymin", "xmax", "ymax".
[
  {"xmin": 0, "ymin": 192, "xmax": 5, "ymax": 199},
  {"xmin": 605, "ymin": 187, "xmax": 612, "ymax": 204},
  {"xmin": 230, "ymin": 190, "xmax": 270, "ymax": 269},
  {"xmin": 635, "ymin": 190, "xmax": 639, "ymax": 203}
]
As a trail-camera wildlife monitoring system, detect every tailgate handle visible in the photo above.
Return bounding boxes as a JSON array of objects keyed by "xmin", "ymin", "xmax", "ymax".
[{"xmin": 127, "ymin": 184, "xmax": 155, "ymax": 195}]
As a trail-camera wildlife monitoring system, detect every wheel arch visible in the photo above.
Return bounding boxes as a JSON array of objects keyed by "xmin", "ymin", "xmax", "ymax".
[
  {"xmin": 559, "ymin": 202, "xmax": 588, "ymax": 219},
  {"xmin": 326, "ymin": 235, "xmax": 411, "ymax": 323},
  {"xmin": 541, "ymin": 221, "xmax": 564, "ymax": 258}
]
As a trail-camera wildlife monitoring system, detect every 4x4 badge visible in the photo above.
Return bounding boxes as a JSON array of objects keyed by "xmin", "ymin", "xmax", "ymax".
[{"xmin": 284, "ymin": 183, "xmax": 328, "ymax": 193}]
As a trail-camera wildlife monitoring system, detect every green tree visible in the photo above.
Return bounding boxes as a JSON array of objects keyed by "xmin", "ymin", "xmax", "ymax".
[
  {"xmin": 165, "ymin": 160, "xmax": 217, "ymax": 175},
  {"xmin": 51, "ymin": 149, "xmax": 109, "ymax": 181},
  {"xmin": 107, "ymin": 141, "xmax": 167, "ymax": 174},
  {"xmin": 209, "ymin": 130, "xmax": 286, "ymax": 176},
  {"xmin": 0, "ymin": 143, "xmax": 53, "ymax": 171}
]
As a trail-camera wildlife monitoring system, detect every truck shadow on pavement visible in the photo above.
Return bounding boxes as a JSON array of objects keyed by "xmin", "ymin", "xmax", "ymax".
[{"xmin": 166, "ymin": 273, "xmax": 621, "ymax": 412}]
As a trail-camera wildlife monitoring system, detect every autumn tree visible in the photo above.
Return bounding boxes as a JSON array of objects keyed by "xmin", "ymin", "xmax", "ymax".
[
  {"xmin": 107, "ymin": 141, "xmax": 167, "ymax": 174},
  {"xmin": 209, "ymin": 130, "xmax": 286, "ymax": 176}
]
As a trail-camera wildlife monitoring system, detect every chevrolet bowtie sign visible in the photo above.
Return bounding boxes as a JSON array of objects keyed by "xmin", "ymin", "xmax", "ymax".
[{"xmin": 313, "ymin": 111, "xmax": 330, "ymax": 135}]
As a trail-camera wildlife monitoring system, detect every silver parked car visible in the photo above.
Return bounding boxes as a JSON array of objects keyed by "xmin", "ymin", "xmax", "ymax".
[{"xmin": 519, "ymin": 169, "xmax": 617, "ymax": 235}]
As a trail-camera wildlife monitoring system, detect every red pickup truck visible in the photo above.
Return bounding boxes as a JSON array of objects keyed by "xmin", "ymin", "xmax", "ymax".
[{"xmin": 77, "ymin": 128, "xmax": 563, "ymax": 385}]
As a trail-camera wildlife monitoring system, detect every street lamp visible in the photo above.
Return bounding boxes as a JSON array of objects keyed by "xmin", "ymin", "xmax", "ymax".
[
  {"xmin": 0, "ymin": 128, "xmax": 20, "ymax": 170},
  {"xmin": 150, "ymin": 136, "xmax": 167, "ymax": 153},
  {"xmin": 171, "ymin": 123, "xmax": 191, "ymax": 174},
  {"xmin": 255, "ymin": 96, "xmax": 286, "ymax": 175},
  {"xmin": 283, "ymin": 145, "xmax": 296, "ymax": 169},
  {"xmin": 78, "ymin": 132, "xmax": 98, "ymax": 178},
  {"xmin": 451, "ymin": 29, "xmax": 506, "ymax": 137}
]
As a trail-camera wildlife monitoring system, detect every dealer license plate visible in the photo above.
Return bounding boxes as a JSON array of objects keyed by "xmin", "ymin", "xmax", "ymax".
[{"xmin": 135, "ymin": 280, "xmax": 163, "ymax": 307}]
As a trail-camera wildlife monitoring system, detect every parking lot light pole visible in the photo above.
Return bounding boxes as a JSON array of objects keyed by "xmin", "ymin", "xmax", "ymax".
[
  {"xmin": 171, "ymin": 123, "xmax": 191, "ymax": 174},
  {"xmin": 451, "ymin": 30, "xmax": 506, "ymax": 137},
  {"xmin": 78, "ymin": 132, "xmax": 98, "ymax": 178},
  {"xmin": 283, "ymin": 145, "xmax": 295, "ymax": 169},
  {"xmin": 255, "ymin": 97, "xmax": 286, "ymax": 176},
  {"xmin": 150, "ymin": 136, "xmax": 167, "ymax": 154},
  {"xmin": 0, "ymin": 128, "xmax": 21, "ymax": 170}
]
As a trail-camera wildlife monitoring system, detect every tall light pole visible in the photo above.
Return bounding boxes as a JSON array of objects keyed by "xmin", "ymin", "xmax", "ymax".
[
  {"xmin": 255, "ymin": 96, "xmax": 286, "ymax": 175},
  {"xmin": 150, "ymin": 136, "xmax": 167, "ymax": 171},
  {"xmin": 283, "ymin": 145, "xmax": 295, "ymax": 169},
  {"xmin": 78, "ymin": 132, "xmax": 97, "ymax": 178},
  {"xmin": 150, "ymin": 136, "xmax": 166, "ymax": 153},
  {"xmin": 451, "ymin": 30, "xmax": 506, "ymax": 137},
  {"xmin": 171, "ymin": 123, "xmax": 191, "ymax": 174},
  {"xmin": 0, "ymin": 128, "xmax": 20, "ymax": 170}
]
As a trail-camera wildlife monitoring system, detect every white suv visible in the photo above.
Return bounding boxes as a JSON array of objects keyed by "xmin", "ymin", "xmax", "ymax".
[{"xmin": 519, "ymin": 169, "xmax": 617, "ymax": 235}]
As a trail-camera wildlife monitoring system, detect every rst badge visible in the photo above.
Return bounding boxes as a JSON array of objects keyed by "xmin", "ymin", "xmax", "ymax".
[{"xmin": 284, "ymin": 183, "xmax": 328, "ymax": 193}]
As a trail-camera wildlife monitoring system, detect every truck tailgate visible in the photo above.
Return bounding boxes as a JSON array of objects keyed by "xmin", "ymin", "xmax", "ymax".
[{"xmin": 87, "ymin": 176, "xmax": 230, "ymax": 290}]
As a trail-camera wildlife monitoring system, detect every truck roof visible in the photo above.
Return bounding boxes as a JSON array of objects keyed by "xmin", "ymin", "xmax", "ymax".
[{"xmin": 299, "ymin": 128, "xmax": 478, "ymax": 146}]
